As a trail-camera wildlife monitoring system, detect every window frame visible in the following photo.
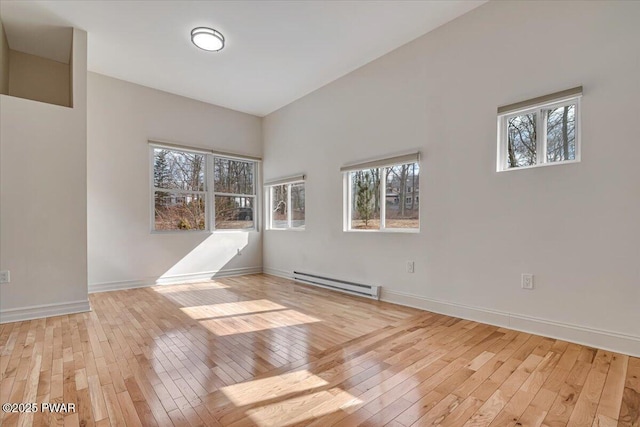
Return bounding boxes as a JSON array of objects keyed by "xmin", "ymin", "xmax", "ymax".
[
  {"xmin": 149, "ymin": 144, "xmax": 259, "ymax": 233},
  {"xmin": 497, "ymin": 95, "xmax": 581, "ymax": 172},
  {"xmin": 264, "ymin": 177, "xmax": 306, "ymax": 231},
  {"xmin": 343, "ymin": 160, "xmax": 420, "ymax": 234},
  {"xmin": 212, "ymin": 155, "xmax": 258, "ymax": 232}
]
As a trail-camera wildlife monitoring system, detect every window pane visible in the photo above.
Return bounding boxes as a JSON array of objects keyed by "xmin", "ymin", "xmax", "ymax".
[
  {"xmin": 507, "ymin": 112, "xmax": 537, "ymax": 168},
  {"xmin": 215, "ymin": 196, "xmax": 254, "ymax": 229},
  {"xmin": 153, "ymin": 149, "xmax": 205, "ymax": 191},
  {"xmin": 154, "ymin": 192, "xmax": 205, "ymax": 231},
  {"xmin": 291, "ymin": 183, "xmax": 305, "ymax": 229},
  {"xmin": 385, "ymin": 163, "xmax": 419, "ymax": 229},
  {"xmin": 270, "ymin": 185, "xmax": 288, "ymax": 229},
  {"xmin": 546, "ymin": 104, "xmax": 576, "ymax": 163},
  {"xmin": 214, "ymin": 158, "xmax": 254, "ymax": 195},
  {"xmin": 350, "ymin": 169, "xmax": 381, "ymax": 230}
]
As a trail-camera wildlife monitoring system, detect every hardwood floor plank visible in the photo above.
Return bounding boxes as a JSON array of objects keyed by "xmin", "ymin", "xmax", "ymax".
[
  {"xmin": 565, "ymin": 350, "xmax": 612, "ymax": 427},
  {"xmin": 0, "ymin": 274, "xmax": 636, "ymax": 427},
  {"xmin": 592, "ymin": 352, "xmax": 628, "ymax": 424},
  {"xmin": 618, "ymin": 356, "xmax": 640, "ymax": 427}
]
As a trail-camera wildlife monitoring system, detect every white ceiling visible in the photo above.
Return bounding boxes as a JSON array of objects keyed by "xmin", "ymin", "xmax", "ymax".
[{"xmin": 1, "ymin": 1, "xmax": 486, "ymax": 116}]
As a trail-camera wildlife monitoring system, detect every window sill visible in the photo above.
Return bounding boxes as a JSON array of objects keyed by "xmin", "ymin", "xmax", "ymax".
[
  {"xmin": 344, "ymin": 228, "xmax": 420, "ymax": 234},
  {"xmin": 151, "ymin": 230, "xmax": 211, "ymax": 235},
  {"xmin": 151, "ymin": 228, "xmax": 258, "ymax": 234},
  {"xmin": 212, "ymin": 228, "xmax": 258, "ymax": 233},
  {"xmin": 266, "ymin": 228, "xmax": 306, "ymax": 232},
  {"xmin": 497, "ymin": 158, "xmax": 580, "ymax": 173}
]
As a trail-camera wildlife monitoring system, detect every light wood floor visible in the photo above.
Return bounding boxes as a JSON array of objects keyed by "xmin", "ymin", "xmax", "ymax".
[{"xmin": 1, "ymin": 274, "xmax": 638, "ymax": 427}]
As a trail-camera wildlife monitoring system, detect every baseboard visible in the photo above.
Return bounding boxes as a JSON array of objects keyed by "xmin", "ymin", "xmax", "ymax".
[
  {"xmin": 263, "ymin": 267, "xmax": 292, "ymax": 279},
  {"xmin": 89, "ymin": 279, "xmax": 153, "ymax": 293},
  {"xmin": 155, "ymin": 266, "xmax": 263, "ymax": 285},
  {"xmin": 0, "ymin": 300, "xmax": 91, "ymax": 324},
  {"xmin": 89, "ymin": 266, "xmax": 263, "ymax": 293},
  {"xmin": 381, "ymin": 289, "xmax": 640, "ymax": 358}
]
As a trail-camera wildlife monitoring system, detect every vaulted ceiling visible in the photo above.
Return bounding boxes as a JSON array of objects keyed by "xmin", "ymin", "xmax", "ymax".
[{"xmin": 1, "ymin": 1, "xmax": 486, "ymax": 116}]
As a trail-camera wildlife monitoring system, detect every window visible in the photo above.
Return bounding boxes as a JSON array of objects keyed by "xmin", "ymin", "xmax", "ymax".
[
  {"xmin": 152, "ymin": 148, "xmax": 206, "ymax": 231},
  {"xmin": 214, "ymin": 157, "xmax": 256, "ymax": 229},
  {"xmin": 265, "ymin": 176, "xmax": 305, "ymax": 230},
  {"xmin": 342, "ymin": 153, "xmax": 420, "ymax": 232},
  {"xmin": 151, "ymin": 144, "xmax": 258, "ymax": 232},
  {"xmin": 497, "ymin": 87, "xmax": 581, "ymax": 171}
]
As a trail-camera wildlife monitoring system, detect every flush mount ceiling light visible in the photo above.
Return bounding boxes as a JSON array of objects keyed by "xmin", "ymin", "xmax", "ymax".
[{"xmin": 191, "ymin": 27, "xmax": 225, "ymax": 52}]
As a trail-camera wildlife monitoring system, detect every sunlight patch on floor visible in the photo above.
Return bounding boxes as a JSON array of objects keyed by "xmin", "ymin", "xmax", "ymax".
[
  {"xmin": 221, "ymin": 370, "xmax": 328, "ymax": 406},
  {"xmin": 245, "ymin": 387, "xmax": 361, "ymax": 427},
  {"xmin": 180, "ymin": 299, "xmax": 287, "ymax": 320},
  {"xmin": 200, "ymin": 309, "xmax": 321, "ymax": 336}
]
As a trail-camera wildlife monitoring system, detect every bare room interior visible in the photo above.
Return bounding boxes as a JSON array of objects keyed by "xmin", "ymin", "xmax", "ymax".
[{"xmin": 0, "ymin": 1, "xmax": 638, "ymax": 426}]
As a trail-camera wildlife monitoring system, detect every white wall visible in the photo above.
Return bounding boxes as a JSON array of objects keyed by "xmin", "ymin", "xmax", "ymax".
[
  {"xmin": 263, "ymin": 1, "xmax": 640, "ymax": 354},
  {"xmin": 8, "ymin": 49, "xmax": 70, "ymax": 107},
  {"xmin": 87, "ymin": 73, "xmax": 262, "ymax": 291},
  {"xmin": 0, "ymin": 29, "xmax": 88, "ymax": 321}
]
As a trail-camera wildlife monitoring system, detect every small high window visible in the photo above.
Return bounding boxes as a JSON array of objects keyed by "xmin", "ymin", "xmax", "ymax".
[{"xmin": 497, "ymin": 87, "xmax": 581, "ymax": 171}]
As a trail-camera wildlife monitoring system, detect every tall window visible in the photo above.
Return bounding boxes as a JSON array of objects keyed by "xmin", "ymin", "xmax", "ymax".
[
  {"xmin": 214, "ymin": 158, "xmax": 255, "ymax": 229},
  {"xmin": 497, "ymin": 87, "xmax": 581, "ymax": 171},
  {"xmin": 151, "ymin": 144, "xmax": 257, "ymax": 232},
  {"xmin": 153, "ymin": 148, "xmax": 206, "ymax": 231},
  {"xmin": 342, "ymin": 154, "xmax": 420, "ymax": 232},
  {"xmin": 265, "ymin": 176, "xmax": 305, "ymax": 230}
]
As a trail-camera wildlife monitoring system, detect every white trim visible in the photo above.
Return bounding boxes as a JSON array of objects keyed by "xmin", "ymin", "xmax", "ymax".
[
  {"xmin": 213, "ymin": 192, "xmax": 257, "ymax": 198},
  {"xmin": 154, "ymin": 188, "xmax": 207, "ymax": 196},
  {"xmin": 497, "ymin": 159, "xmax": 581, "ymax": 173},
  {"xmin": 0, "ymin": 300, "xmax": 91, "ymax": 324},
  {"xmin": 287, "ymin": 185, "xmax": 292, "ymax": 229},
  {"xmin": 344, "ymin": 172, "xmax": 351, "ymax": 231},
  {"xmin": 149, "ymin": 146, "xmax": 155, "ymax": 232},
  {"xmin": 343, "ymin": 228, "xmax": 420, "ymax": 234},
  {"xmin": 155, "ymin": 267, "xmax": 262, "ymax": 285},
  {"xmin": 88, "ymin": 279, "xmax": 153, "ymax": 293},
  {"xmin": 88, "ymin": 267, "xmax": 263, "ymax": 293},
  {"xmin": 256, "ymin": 161, "xmax": 262, "ymax": 232},
  {"xmin": 381, "ymin": 289, "xmax": 640, "ymax": 357},
  {"xmin": 263, "ymin": 267, "xmax": 293, "ymax": 279},
  {"xmin": 380, "ymin": 169, "xmax": 387, "ymax": 229}
]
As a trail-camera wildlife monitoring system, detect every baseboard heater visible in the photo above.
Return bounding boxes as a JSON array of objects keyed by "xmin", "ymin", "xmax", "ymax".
[{"xmin": 293, "ymin": 271, "xmax": 380, "ymax": 300}]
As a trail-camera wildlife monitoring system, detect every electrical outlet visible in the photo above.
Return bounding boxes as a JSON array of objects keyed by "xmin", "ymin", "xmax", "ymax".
[
  {"xmin": 521, "ymin": 273, "xmax": 534, "ymax": 290},
  {"xmin": 407, "ymin": 261, "xmax": 415, "ymax": 274},
  {"xmin": 0, "ymin": 270, "xmax": 10, "ymax": 284}
]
